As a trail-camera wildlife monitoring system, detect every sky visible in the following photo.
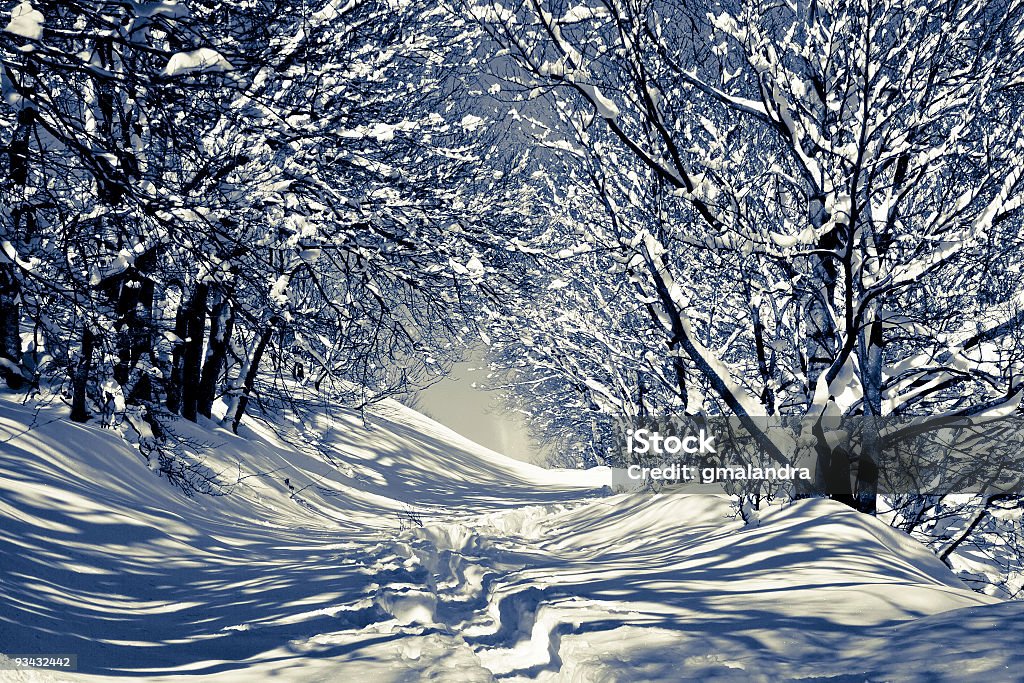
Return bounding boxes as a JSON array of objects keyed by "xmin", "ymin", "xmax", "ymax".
[{"xmin": 415, "ymin": 353, "xmax": 546, "ymax": 464}]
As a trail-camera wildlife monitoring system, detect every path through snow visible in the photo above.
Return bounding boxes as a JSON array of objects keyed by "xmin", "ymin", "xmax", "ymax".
[{"xmin": 1, "ymin": 396, "xmax": 1022, "ymax": 681}]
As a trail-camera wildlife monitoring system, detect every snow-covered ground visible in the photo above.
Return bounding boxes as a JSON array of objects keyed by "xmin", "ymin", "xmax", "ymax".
[{"xmin": 1, "ymin": 395, "xmax": 1022, "ymax": 681}]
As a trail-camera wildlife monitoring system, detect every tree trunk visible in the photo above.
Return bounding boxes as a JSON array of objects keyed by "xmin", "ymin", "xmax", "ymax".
[
  {"xmin": 113, "ymin": 270, "xmax": 155, "ymax": 392},
  {"xmin": 230, "ymin": 321, "xmax": 276, "ymax": 434},
  {"xmin": 803, "ymin": 198, "xmax": 841, "ymax": 391},
  {"xmin": 124, "ymin": 278, "xmax": 155, "ymax": 406},
  {"xmin": 1, "ymin": 109, "xmax": 34, "ymax": 391},
  {"xmin": 70, "ymin": 326, "xmax": 96, "ymax": 423},
  {"xmin": 855, "ymin": 318, "xmax": 884, "ymax": 514},
  {"xmin": 180, "ymin": 283, "xmax": 209, "ymax": 422},
  {"xmin": 0, "ymin": 263, "xmax": 23, "ymax": 390},
  {"xmin": 804, "ymin": 221, "xmax": 848, "ymax": 507},
  {"xmin": 166, "ymin": 299, "xmax": 189, "ymax": 415},
  {"xmin": 812, "ymin": 417, "xmax": 855, "ymax": 506},
  {"xmin": 198, "ymin": 291, "xmax": 234, "ymax": 419}
]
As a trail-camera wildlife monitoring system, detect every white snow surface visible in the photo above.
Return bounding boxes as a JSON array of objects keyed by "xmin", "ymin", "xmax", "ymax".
[
  {"xmin": 161, "ymin": 48, "xmax": 232, "ymax": 77},
  {"xmin": 4, "ymin": 2, "xmax": 43, "ymax": 40},
  {"xmin": 0, "ymin": 395, "xmax": 1021, "ymax": 681}
]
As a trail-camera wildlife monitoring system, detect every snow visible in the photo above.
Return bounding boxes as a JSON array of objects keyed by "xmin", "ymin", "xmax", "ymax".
[
  {"xmin": 559, "ymin": 6, "xmax": 608, "ymax": 24},
  {"xmin": 133, "ymin": 2, "xmax": 189, "ymax": 19},
  {"xmin": 4, "ymin": 2, "xmax": 43, "ymax": 41},
  {"xmin": 1, "ymin": 395, "xmax": 1021, "ymax": 680},
  {"xmin": 460, "ymin": 114, "xmax": 485, "ymax": 131},
  {"xmin": 312, "ymin": 0, "xmax": 358, "ymax": 23},
  {"xmin": 465, "ymin": 255, "xmax": 484, "ymax": 280},
  {"xmin": 162, "ymin": 48, "xmax": 233, "ymax": 77},
  {"xmin": 576, "ymin": 83, "xmax": 620, "ymax": 120}
]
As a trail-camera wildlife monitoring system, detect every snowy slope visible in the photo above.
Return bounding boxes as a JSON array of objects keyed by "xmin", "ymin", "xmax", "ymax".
[{"xmin": 1, "ymin": 394, "xmax": 1021, "ymax": 682}]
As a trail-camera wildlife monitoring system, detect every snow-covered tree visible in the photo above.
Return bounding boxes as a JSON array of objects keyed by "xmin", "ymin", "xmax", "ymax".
[
  {"xmin": 0, "ymin": 1, "xmax": 512, "ymax": 449},
  {"xmin": 470, "ymin": 0, "xmax": 1024, "ymax": 512},
  {"xmin": 0, "ymin": 0, "xmax": 252, "ymax": 421}
]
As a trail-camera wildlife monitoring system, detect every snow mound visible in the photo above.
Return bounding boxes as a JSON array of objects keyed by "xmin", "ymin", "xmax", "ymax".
[{"xmin": 0, "ymin": 395, "xmax": 1020, "ymax": 680}]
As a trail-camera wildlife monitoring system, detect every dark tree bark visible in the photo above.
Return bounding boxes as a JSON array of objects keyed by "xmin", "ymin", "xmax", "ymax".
[
  {"xmin": 167, "ymin": 283, "xmax": 208, "ymax": 418},
  {"xmin": 1, "ymin": 109, "xmax": 36, "ymax": 391},
  {"xmin": 70, "ymin": 326, "xmax": 97, "ymax": 423},
  {"xmin": 812, "ymin": 417, "xmax": 855, "ymax": 507},
  {"xmin": 112, "ymin": 269, "xmax": 155, "ymax": 391},
  {"xmin": 231, "ymin": 320, "xmax": 277, "ymax": 434},
  {"xmin": 166, "ymin": 298, "xmax": 189, "ymax": 415},
  {"xmin": 198, "ymin": 290, "xmax": 234, "ymax": 418},
  {"xmin": 855, "ymin": 318, "xmax": 885, "ymax": 514},
  {"xmin": 8, "ymin": 108, "xmax": 33, "ymax": 187},
  {"xmin": 180, "ymin": 282, "xmax": 209, "ymax": 422},
  {"xmin": 0, "ymin": 264, "xmax": 24, "ymax": 390}
]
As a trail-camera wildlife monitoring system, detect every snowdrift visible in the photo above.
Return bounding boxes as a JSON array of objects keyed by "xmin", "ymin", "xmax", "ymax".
[{"xmin": 0, "ymin": 395, "xmax": 1021, "ymax": 681}]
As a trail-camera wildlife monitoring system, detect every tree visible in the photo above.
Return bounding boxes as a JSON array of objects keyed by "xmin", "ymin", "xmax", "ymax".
[
  {"xmin": 469, "ymin": 0, "xmax": 1024, "ymax": 512},
  {"xmin": 0, "ymin": 0, "xmax": 513, "ymax": 460}
]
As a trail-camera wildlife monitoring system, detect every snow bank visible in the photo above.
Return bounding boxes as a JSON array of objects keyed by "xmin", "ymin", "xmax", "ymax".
[{"xmin": 0, "ymin": 395, "xmax": 1020, "ymax": 680}]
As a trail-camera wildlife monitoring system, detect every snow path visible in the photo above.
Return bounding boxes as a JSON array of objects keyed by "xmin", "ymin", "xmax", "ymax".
[
  {"xmin": 282, "ymin": 497, "xmax": 1018, "ymax": 682},
  {"xmin": 2, "ymin": 396, "xmax": 1023, "ymax": 681}
]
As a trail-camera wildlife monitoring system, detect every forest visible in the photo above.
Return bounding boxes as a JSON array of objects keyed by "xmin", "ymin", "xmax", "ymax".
[{"xmin": 3, "ymin": 0, "xmax": 1024, "ymax": 666}]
